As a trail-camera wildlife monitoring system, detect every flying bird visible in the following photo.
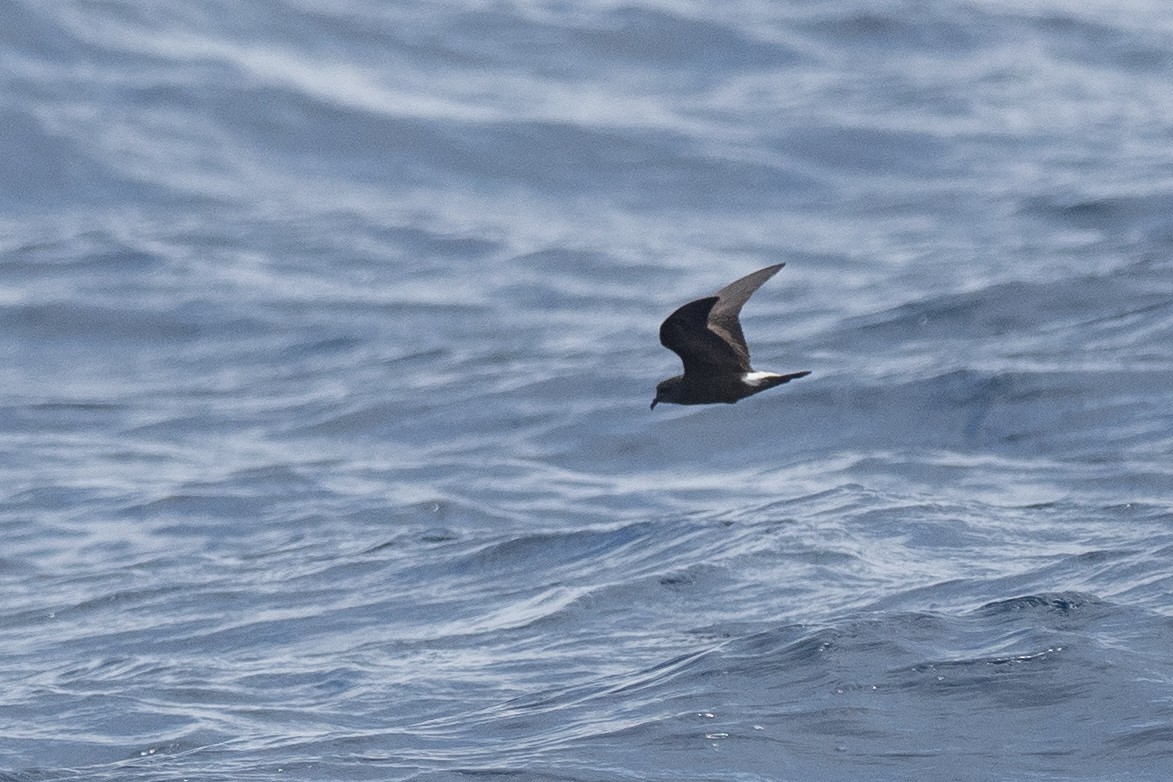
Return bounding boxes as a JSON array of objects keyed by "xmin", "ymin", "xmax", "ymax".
[{"xmin": 651, "ymin": 264, "xmax": 810, "ymax": 409}]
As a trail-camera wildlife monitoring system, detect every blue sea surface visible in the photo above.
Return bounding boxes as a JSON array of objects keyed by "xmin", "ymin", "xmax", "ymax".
[{"xmin": 3, "ymin": 1, "xmax": 1173, "ymax": 780}]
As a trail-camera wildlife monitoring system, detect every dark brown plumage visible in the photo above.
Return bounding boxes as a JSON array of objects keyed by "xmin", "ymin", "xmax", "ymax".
[{"xmin": 651, "ymin": 264, "xmax": 810, "ymax": 409}]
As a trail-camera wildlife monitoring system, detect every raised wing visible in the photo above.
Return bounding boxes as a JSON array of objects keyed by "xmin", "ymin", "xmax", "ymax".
[
  {"xmin": 659, "ymin": 296, "xmax": 747, "ymax": 375},
  {"xmin": 707, "ymin": 263, "xmax": 783, "ymax": 366}
]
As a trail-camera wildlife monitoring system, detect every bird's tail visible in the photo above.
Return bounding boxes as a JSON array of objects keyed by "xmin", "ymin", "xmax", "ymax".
[{"xmin": 760, "ymin": 370, "xmax": 811, "ymax": 390}]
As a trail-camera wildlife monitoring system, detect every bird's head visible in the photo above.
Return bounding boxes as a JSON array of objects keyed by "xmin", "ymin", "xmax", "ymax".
[{"xmin": 650, "ymin": 376, "xmax": 683, "ymax": 410}]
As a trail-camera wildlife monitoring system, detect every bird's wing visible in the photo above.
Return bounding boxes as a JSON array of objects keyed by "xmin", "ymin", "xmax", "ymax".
[
  {"xmin": 659, "ymin": 296, "xmax": 747, "ymax": 374},
  {"xmin": 707, "ymin": 263, "xmax": 784, "ymax": 366}
]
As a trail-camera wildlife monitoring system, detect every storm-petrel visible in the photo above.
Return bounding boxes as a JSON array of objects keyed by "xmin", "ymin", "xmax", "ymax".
[{"xmin": 651, "ymin": 264, "xmax": 810, "ymax": 409}]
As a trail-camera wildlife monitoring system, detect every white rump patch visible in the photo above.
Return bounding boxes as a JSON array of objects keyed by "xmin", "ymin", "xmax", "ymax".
[{"xmin": 742, "ymin": 371, "xmax": 781, "ymax": 387}]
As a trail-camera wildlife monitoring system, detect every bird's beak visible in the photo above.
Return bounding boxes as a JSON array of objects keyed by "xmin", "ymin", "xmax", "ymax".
[{"xmin": 650, "ymin": 399, "xmax": 658, "ymax": 410}]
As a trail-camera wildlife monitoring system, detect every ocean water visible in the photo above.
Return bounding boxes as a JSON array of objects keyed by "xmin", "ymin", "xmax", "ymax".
[{"xmin": 2, "ymin": 1, "xmax": 1173, "ymax": 780}]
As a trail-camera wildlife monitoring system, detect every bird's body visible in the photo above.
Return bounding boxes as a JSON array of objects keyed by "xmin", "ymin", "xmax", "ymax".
[{"xmin": 651, "ymin": 264, "xmax": 809, "ymax": 409}]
